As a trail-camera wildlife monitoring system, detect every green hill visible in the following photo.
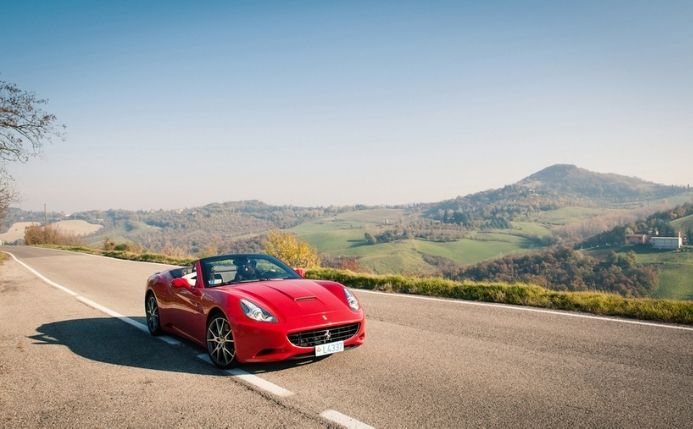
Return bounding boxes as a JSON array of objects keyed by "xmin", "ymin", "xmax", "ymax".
[
  {"xmin": 636, "ymin": 250, "xmax": 693, "ymax": 301},
  {"xmin": 671, "ymin": 214, "xmax": 693, "ymax": 233},
  {"xmin": 424, "ymin": 164, "xmax": 690, "ymax": 228}
]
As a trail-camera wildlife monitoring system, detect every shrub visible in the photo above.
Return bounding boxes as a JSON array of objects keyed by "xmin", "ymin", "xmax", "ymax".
[
  {"xmin": 306, "ymin": 268, "xmax": 693, "ymax": 324},
  {"xmin": 24, "ymin": 225, "xmax": 83, "ymax": 246},
  {"xmin": 264, "ymin": 230, "xmax": 320, "ymax": 268}
]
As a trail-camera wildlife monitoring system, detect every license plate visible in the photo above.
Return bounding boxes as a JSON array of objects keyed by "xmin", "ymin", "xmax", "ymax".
[{"xmin": 315, "ymin": 340, "xmax": 344, "ymax": 357}]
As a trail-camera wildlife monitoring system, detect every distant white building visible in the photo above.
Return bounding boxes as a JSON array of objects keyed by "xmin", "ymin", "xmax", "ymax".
[{"xmin": 650, "ymin": 233, "xmax": 682, "ymax": 250}]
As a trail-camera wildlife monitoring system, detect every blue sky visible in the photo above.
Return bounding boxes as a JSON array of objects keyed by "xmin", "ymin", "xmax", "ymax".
[{"xmin": 3, "ymin": 0, "xmax": 692, "ymax": 211}]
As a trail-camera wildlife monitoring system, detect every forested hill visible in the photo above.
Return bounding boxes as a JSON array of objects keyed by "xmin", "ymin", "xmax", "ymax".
[
  {"xmin": 519, "ymin": 164, "xmax": 684, "ymax": 202},
  {"xmin": 424, "ymin": 164, "xmax": 689, "ymax": 228}
]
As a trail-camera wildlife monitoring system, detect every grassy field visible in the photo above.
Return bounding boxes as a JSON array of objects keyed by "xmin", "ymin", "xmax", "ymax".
[
  {"xmin": 586, "ymin": 246, "xmax": 693, "ymax": 301},
  {"xmin": 83, "ymin": 220, "xmax": 162, "ymax": 248},
  {"xmin": 529, "ymin": 193, "xmax": 693, "ymax": 228},
  {"xmin": 531, "ymin": 207, "xmax": 608, "ymax": 225},
  {"xmin": 289, "ymin": 209, "xmax": 542, "ymax": 274},
  {"xmin": 511, "ymin": 221, "xmax": 553, "ymax": 237},
  {"xmin": 634, "ymin": 249, "xmax": 693, "ymax": 301},
  {"xmin": 671, "ymin": 214, "xmax": 693, "ymax": 232},
  {"xmin": 656, "ymin": 192, "xmax": 693, "ymax": 207}
]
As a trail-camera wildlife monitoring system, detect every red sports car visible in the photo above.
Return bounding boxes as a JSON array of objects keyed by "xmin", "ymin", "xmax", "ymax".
[{"xmin": 144, "ymin": 253, "xmax": 366, "ymax": 368}]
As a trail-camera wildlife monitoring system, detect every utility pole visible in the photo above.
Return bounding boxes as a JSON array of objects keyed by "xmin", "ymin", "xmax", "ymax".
[{"xmin": 44, "ymin": 203, "xmax": 48, "ymax": 243}]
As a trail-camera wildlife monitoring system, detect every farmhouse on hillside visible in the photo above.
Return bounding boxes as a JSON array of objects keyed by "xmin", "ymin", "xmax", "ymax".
[
  {"xmin": 625, "ymin": 234, "xmax": 648, "ymax": 245},
  {"xmin": 650, "ymin": 234, "xmax": 683, "ymax": 250}
]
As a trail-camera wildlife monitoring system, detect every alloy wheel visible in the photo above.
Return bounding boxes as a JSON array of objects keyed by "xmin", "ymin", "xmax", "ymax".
[
  {"xmin": 146, "ymin": 295, "xmax": 160, "ymax": 333},
  {"xmin": 207, "ymin": 316, "xmax": 236, "ymax": 368}
]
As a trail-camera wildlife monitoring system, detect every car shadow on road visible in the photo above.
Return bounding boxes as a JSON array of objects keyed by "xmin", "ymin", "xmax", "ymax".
[
  {"xmin": 29, "ymin": 317, "xmax": 221, "ymax": 375},
  {"xmin": 28, "ymin": 316, "xmax": 327, "ymax": 375}
]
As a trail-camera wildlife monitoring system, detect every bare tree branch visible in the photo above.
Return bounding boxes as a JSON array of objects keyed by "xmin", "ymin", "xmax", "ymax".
[
  {"xmin": 0, "ymin": 80, "xmax": 64, "ymax": 221},
  {"xmin": 0, "ymin": 80, "xmax": 64, "ymax": 163}
]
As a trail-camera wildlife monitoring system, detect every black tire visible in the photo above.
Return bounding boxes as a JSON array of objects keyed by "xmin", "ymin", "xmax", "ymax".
[
  {"xmin": 206, "ymin": 314, "xmax": 237, "ymax": 369},
  {"xmin": 145, "ymin": 293, "xmax": 162, "ymax": 336}
]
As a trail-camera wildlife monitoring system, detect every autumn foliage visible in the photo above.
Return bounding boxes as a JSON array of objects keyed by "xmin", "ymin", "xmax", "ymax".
[
  {"xmin": 263, "ymin": 230, "xmax": 320, "ymax": 268},
  {"xmin": 24, "ymin": 225, "xmax": 82, "ymax": 246}
]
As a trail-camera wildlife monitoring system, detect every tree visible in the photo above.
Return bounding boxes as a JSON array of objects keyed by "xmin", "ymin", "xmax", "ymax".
[
  {"xmin": 364, "ymin": 232, "xmax": 377, "ymax": 245},
  {"xmin": 0, "ymin": 172, "xmax": 15, "ymax": 220},
  {"xmin": 264, "ymin": 230, "xmax": 320, "ymax": 268},
  {"xmin": 0, "ymin": 80, "xmax": 63, "ymax": 220},
  {"xmin": 1, "ymin": 80, "xmax": 63, "ymax": 162}
]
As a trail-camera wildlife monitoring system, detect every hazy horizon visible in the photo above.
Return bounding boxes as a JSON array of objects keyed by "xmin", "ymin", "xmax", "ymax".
[
  {"xmin": 6, "ymin": 163, "xmax": 690, "ymax": 214},
  {"xmin": 3, "ymin": 1, "xmax": 692, "ymax": 212}
]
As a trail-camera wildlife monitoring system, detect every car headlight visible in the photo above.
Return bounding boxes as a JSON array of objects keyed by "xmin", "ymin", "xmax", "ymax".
[
  {"xmin": 344, "ymin": 288, "xmax": 359, "ymax": 311},
  {"xmin": 240, "ymin": 299, "xmax": 276, "ymax": 323}
]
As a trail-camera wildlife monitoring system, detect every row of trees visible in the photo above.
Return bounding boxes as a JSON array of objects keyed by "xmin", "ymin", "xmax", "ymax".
[{"xmin": 361, "ymin": 220, "xmax": 471, "ymax": 245}]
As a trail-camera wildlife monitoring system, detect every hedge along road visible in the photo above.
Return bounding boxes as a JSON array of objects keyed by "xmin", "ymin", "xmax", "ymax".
[{"xmin": 2, "ymin": 246, "xmax": 692, "ymax": 428}]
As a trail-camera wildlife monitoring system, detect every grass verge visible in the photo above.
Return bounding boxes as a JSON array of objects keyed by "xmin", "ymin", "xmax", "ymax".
[
  {"xmin": 306, "ymin": 268, "xmax": 693, "ymax": 325},
  {"xmin": 34, "ymin": 244, "xmax": 194, "ymax": 266}
]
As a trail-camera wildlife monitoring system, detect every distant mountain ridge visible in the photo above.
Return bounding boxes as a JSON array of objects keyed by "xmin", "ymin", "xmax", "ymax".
[{"xmin": 424, "ymin": 164, "xmax": 689, "ymax": 228}]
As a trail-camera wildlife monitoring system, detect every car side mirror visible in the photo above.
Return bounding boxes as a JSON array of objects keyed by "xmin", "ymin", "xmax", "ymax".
[
  {"xmin": 294, "ymin": 268, "xmax": 306, "ymax": 278},
  {"xmin": 171, "ymin": 277, "xmax": 201, "ymax": 295},
  {"xmin": 171, "ymin": 277, "xmax": 190, "ymax": 289}
]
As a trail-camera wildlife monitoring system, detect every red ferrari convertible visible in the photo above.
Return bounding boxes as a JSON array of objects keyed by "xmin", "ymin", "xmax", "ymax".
[{"xmin": 144, "ymin": 253, "xmax": 366, "ymax": 368}]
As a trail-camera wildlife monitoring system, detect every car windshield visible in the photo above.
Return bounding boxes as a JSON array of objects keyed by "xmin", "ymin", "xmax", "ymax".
[{"xmin": 201, "ymin": 254, "xmax": 301, "ymax": 287}]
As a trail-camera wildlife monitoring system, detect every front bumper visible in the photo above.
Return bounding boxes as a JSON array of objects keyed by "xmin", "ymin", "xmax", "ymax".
[{"xmin": 233, "ymin": 316, "xmax": 366, "ymax": 363}]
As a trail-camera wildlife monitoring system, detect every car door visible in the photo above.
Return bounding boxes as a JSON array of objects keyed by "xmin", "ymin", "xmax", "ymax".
[{"xmin": 169, "ymin": 263, "xmax": 205, "ymax": 340}]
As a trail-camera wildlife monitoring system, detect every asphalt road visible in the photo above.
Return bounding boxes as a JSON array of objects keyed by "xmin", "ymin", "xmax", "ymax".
[{"xmin": 1, "ymin": 246, "xmax": 692, "ymax": 428}]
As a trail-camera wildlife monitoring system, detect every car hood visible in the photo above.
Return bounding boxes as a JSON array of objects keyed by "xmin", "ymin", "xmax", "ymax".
[{"xmin": 225, "ymin": 279, "xmax": 349, "ymax": 319}]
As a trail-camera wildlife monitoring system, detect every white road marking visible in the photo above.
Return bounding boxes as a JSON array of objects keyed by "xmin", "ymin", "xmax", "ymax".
[
  {"xmin": 76, "ymin": 295, "xmax": 181, "ymax": 346},
  {"xmin": 196, "ymin": 354, "xmax": 294, "ymax": 397},
  {"xmin": 8, "ymin": 251, "xmax": 79, "ymax": 297},
  {"xmin": 355, "ymin": 289, "xmax": 693, "ymax": 332},
  {"xmin": 320, "ymin": 410, "xmax": 375, "ymax": 429},
  {"xmin": 4, "ymin": 250, "xmax": 181, "ymax": 345}
]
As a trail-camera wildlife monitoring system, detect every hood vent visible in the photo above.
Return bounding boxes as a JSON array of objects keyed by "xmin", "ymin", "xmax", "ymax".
[{"xmin": 294, "ymin": 296, "xmax": 317, "ymax": 302}]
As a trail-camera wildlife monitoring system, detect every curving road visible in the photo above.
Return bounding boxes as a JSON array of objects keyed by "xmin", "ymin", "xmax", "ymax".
[{"xmin": 1, "ymin": 246, "xmax": 692, "ymax": 428}]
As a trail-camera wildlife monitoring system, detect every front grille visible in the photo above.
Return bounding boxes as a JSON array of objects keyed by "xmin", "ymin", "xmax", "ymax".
[{"xmin": 288, "ymin": 323, "xmax": 360, "ymax": 347}]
